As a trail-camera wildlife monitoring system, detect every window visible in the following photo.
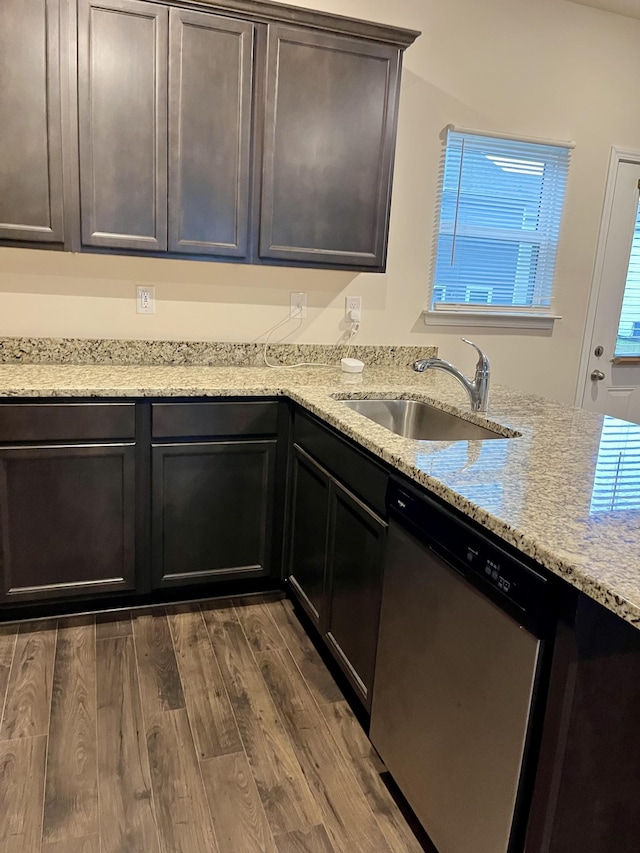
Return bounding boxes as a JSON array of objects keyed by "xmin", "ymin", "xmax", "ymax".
[{"xmin": 428, "ymin": 128, "xmax": 572, "ymax": 327}]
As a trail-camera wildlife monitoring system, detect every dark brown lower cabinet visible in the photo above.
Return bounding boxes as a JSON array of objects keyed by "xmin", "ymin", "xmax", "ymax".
[
  {"xmin": 151, "ymin": 439, "xmax": 277, "ymax": 587},
  {"xmin": 288, "ymin": 446, "xmax": 331, "ymax": 628},
  {"xmin": 325, "ymin": 482, "xmax": 386, "ymax": 709},
  {"xmin": 0, "ymin": 443, "xmax": 136, "ymax": 601},
  {"xmin": 0, "ymin": 399, "xmax": 283, "ymax": 609},
  {"xmin": 526, "ymin": 593, "xmax": 640, "ymax": 852},
  {"xmin": 288, "ymin": 442, "xmax": 387, "ymax": 709}
]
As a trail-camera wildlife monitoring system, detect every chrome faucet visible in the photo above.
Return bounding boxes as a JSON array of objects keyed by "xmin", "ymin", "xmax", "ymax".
[{"xmin": 413, "ymin": 338, "xmax": 490, "ymax": 412}]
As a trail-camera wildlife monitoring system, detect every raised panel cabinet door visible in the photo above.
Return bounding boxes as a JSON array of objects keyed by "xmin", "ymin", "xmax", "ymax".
[
  {"xmin": 78, "ymin": 0, "xmax": 168, "ymax": 250},
  {"xmin": 168, "ymin": 9, "xmax": 254, "ymax": 256},
  {"xmin": 260, "ymin": 25, "xmax": 401, "ymax": 269},
  {"xmin": 151, "ymin": 440, "xmax": 276, "ymax": 587},
  {"xmin": 288, "ymin": 446, "xmax": 331, "ymax": 629},
  {"xmin": 325, "ymin": 481, "xmax": 387, "ymax": 708},
  {"xmin": 0, "ymin": 444, "xmax": 136, "ymax": 602},
  {"xmin": 0, "ymin": 0, "xmax": 64, "ymax": 243}
]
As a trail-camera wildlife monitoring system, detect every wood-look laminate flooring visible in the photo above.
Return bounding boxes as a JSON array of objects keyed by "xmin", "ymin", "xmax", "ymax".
[{"xmin": 0, "ymin": 595, "xmax": 425, "ymax": 853}]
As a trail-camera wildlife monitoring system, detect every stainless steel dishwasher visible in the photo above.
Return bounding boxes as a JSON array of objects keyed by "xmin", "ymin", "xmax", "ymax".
[{"xmin": 370, "ymin": 480, "xmax": 554, "ymax": 853}]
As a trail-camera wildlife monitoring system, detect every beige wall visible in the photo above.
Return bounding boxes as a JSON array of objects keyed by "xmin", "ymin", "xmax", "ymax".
[{"xmin": 1, "ymin": 0, "xmax": 639, "ymax": 402}]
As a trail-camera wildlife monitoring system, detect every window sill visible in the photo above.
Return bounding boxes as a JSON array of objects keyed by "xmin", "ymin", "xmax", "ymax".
[
  {"xmin": 423, "ymin": 308, "xmax": 561, "ymax": 331},
  {"xmin": 611, "ymin": 356, "xmax": 640, "ymax": 366}
]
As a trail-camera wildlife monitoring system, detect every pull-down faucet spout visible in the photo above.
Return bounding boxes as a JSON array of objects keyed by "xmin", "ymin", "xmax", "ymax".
[{"xmin": 413, "ymin": 338, "xmax": 490, "ymax": 412}]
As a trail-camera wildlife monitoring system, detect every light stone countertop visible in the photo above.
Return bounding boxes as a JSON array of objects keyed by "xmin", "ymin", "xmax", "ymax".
[{"xmin": 0, "ymin": 361, "xmax": 637, "ymax": 629}]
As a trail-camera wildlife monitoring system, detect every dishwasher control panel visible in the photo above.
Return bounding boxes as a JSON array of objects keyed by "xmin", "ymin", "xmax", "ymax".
[
  {"xmin": 464, "ymin": 544, "xmax": 533, "ymax": 612},
  {"xmin": 388, "ymin": 481, "xmax": 549, "ymax": 627}
]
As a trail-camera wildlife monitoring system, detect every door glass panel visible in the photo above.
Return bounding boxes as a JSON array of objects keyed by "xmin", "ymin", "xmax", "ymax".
[
  {"xmin": 590, "ymin": 416, "xmax": 640, "ymax": 513},
  {"xmin": 615, "ymin": 195, "xmax": 640, "ymax": 356}
]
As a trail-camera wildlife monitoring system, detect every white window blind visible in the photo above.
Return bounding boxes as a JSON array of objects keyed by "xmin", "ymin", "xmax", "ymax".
[
  {"xmin": 590, "ymin": 416, "xmax": 640, "ymax": 513},
  {"xmin": 431, "ymin": 129, "xmax": 572, "ymax": 313},
  {"xmin": 614, "ymin": 195, "xmax": 640, "ymax": 356}
]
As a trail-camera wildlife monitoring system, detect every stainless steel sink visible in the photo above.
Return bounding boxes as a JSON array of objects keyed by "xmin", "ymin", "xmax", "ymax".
[{"xmin": 338, "ymin": 398, "xmax": 514, "ymax": 441}]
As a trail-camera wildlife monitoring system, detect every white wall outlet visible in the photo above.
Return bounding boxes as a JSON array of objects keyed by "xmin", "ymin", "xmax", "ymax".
[
  {"xmin": 290, "ymin": 291, "xmax": 307, "ymax": 319},
  {"xmin": 136, "ymin": 285, "xmax": 155, "ymax": 314},
  {"xmin": 345, "ymin": 296, "xmax": 362, "ymax": 323}
]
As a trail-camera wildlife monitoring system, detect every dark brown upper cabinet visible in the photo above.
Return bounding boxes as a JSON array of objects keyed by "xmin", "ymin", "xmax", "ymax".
[
  {"xmin": 0, "ymin": 0, "xmax": 65, "ymax": 245},
  {"xmin": 1, "ymin": 0, "xmax": 418, "ymax": 269},
  {"xmin": 168, "ymin": 9, "xmax": 254, "ymax": 257},
  {"xmin": 78, "ymin": 0, "xmax": 254, "ymax": 256},
  {"xmin": 78, "ymin": 0, "xmax": 169, "ymax": 250},
  {"xmin": 259, "ymin": 25, "xmax": 401, "ymax": 270}
]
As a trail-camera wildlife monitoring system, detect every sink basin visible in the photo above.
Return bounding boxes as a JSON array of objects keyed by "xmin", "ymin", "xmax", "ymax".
[{"xmin": 338, "ymin": 398, "xmax": 514, "ymax": 441}]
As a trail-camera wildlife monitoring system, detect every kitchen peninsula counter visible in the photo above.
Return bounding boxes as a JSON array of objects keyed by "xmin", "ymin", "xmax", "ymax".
[{"xmin": 0, "ymin": 359, "xmax": 635, "ymax": 630}]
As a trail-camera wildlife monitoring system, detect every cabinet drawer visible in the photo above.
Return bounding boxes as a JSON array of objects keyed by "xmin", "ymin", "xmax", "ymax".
[
  {"xmin": 152, "ymin": 401, "xmax": 279, "ymax": 438},
  {"xmin": 0, "ymin": 403, "xmax": 135, "ymax": 443},
  {"xmin": 293, "ymin": 410, "xmax": 387, "ymax": 516}
]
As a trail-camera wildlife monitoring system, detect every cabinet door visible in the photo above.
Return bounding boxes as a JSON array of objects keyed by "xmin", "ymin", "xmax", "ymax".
[
  {"xmin": 0, "ymin": 444, "xmax": 136, "ymax": 602},
  {"xmin": 260, "ymin": 25, "xmax": 400, "ymax": 269},
  {"xmin": 78, "ymin": 0, "xmax": 168, "ymax": 250},
  {"xmin": 168, "ymin": 9, "xmax": 253, "ymax": 257},
  {"xmin": 152, "ymin": 440, "xmax": 276, "ymax": 587},
  {"xmin": 288, "ymin": 446, "xmax": 331, "ymax": 629},
  {"xmin": 0, "ymin": 0, "xmax": 64, "ymax": 243},
  {"xmin": 326, "ymin": 481, "xmax": 387, "ymax": 709}
]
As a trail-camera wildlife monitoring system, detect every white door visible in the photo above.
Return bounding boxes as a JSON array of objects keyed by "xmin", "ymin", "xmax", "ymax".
[{"xmin": 580, "ymin": 153, "xmax": 640, "ymax": 422}]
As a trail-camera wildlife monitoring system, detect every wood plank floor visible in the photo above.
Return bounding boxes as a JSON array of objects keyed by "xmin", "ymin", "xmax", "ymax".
[{"xmin": 0, "ymin": 595, "xmax": 425, "ymax": 853}]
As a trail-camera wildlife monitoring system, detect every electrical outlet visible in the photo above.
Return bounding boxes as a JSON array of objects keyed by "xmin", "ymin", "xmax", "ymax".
[
  {"xmin": 345, "ymin": 296, "xmax": 362, "ymax": 323},
  {"xmin": 136, "ymin": 285, "xmax": 155, "ymax": 314},
  {"xmin": 290, "ymin": 291, "xmax": 307, "ymax": 319}
]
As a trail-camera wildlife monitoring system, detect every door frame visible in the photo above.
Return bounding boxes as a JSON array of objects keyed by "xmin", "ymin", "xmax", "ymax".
[{"xmin": 575, "ymin": 146, "xmax": 640, "ymax": 407}]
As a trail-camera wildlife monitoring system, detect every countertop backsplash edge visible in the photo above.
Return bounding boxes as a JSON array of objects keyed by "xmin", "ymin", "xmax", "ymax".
[{"xmin": 0, "ymin": 336, "xmax": 437, "ymax": 367}]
